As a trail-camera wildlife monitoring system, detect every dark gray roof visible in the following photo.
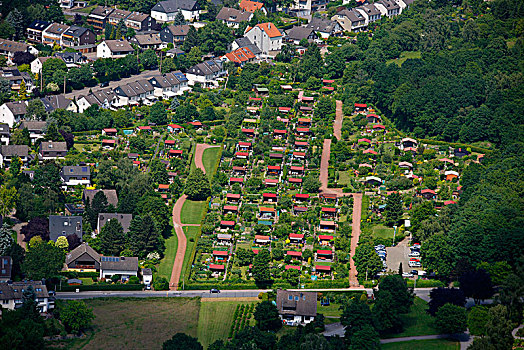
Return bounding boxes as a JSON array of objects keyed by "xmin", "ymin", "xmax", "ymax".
[
  {"xmin": 66, "ymin": 242, "xmax": 100, "ymax": 265},
  {"xmin": 41, "ymin": 141, "xmax": 68, "ymax": 153},
  {"xmin": 286, "ymin": 26, "xmax": 315, "ymax": 41},
  {"xmin": 306, "ymin": 18, "xmax": 338, "ymax": 33},
  {"xmin": 27, "ymin": 20, "xmax": 51, "ymax": 31},
  {"xmin": 100, "ymin": 256, "xmax": 138, "ymax": 272},
  {"xmin": 116, "ymin": 84, "xmax": 139, "ymax": 97},
  {"xmin": 98, "ymin": 213, "xmax": 132, "ymax": 233},
  {"xmin": 44, "ymin": 23, "xmax": 70, "ymax": 35},
  {"xmin": 49, "ymin": 215, "xmax": 83, "ymax": 242},
  {"xmin": 234, "ymin": 37, "xmax": 262, "ymax": 55},
  {"xmin": 164, "ymin": 25, "xmax": 191, "ymax": 36},
  {"xmin": 64, "ymin": 25, "xmax": 90, "ymax": 38},
  {"xmin": 126, "ymin": 12, "xmax": 150, "ymax": 22},
  {"xmin": 55, "ymin": 51, "xmax": 88, "ymax": 64},
  {"xmin": 102, "ymin": 40, "xmax": 134, "ymax": 53},
  {"xmin": 357, "ymin": 3, "xmax": 381, "ymax": 16},
  {"xmin": 142, "ymin": 268, "xmax": 152, "ymax": 275},
  {"xmin": 42, "ymin": 95, "xmax": 72, "ymax": 110},
  {"xmin": 83, "ymin": 189, "xmax": 119, "ymax": 207},
  {"xmin": 378, "ymin": 0, "xmax": 401, "ymax": 10},
  {"xmin": 0, "ymin": 123, "xmax": 10, "ymax": 136},
  {"xmin": 0, "ymin": 145, "xmax": 29, "ymax": 157},
  {"xmin": 89, "ymin": 6, "xmax": 115, "ymax": 18},
  {"xmin": 216, "ymin": 7, "xmax": 252, "ymax": 23},
  {"xmin": 108, "ymin": 9, "xmax": 132, "ymax": 20},
  {"xmin": 61, "ymin": 165, "xmax": 91, "ymax": 177},
  {"xmin": 338, "ymin": 8, "xmax": 365, "ymax": 22},
  {"xmin": 0, "ymin": 39, "xmax": 30, "ymax": 53},
  {"xmin": 19, "ymin": 120, "xmax": 46, "ymax": 131},
  {"xmin": 276, "ymin": 290, "xmax": 317, "ymax": 317},
  {"xmin": 5, "ymin": 101, "xmax": 26, "ymax": 115},
  {"xmin": 132, "ymin": 33, "xmax": 162, "ymax": 46},
  {"xmin": 0, "ymin": 256, "xmax": 12, "ymax": 280},
  {"xmin": 0, "ymin": 281, "xmax": 48, "ymax": 300},
  {"xmin": 152, "ymin": 0, "xmax": 199, "ymax": 13}
]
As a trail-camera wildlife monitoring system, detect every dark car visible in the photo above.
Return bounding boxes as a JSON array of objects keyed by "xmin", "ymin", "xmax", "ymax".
[
  {"xmin": 100, "ymin": 81, "xmax": 109, "ymax": 87},
  {"xmin": 210, "ymin": 288, "xmax": 220, "ymax": 293}
]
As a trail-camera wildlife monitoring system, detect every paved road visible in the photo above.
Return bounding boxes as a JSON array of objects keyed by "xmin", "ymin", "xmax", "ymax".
[
  {"xmin": 349, "ymin": 193, "xmax": 363, "ymax": 287},
  {"xmin": 56, "ymin": 289, "xmax": 267, "ymax": 300},
  {"xmin": 333, "ymin": 100, "xmax": 343, "ymax": 140},
  {"xmin": 64, "ymin": 69, "xmax": 162, "ymax": 99},
  {"xmin": 386, "ymin": 236, "xmax": 410, "ymax": 273}
]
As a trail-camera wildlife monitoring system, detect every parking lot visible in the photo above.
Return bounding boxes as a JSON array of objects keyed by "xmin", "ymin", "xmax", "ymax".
[{"xmin": 385, "ymin": 237, "xmax": 411, "ymax": 273}]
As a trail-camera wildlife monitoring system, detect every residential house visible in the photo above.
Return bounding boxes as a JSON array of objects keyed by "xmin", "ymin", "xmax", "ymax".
[
  {"xmin": 276, "ymin": 290, "xmax": 317, "ymax": 325},
  {"xmin": 87, "ymin": 6, "xmax": 115, "ymax": 32},
  {"xmin": 100, "ymin": 256, "xmax": 139, "ymax": 280},
  {"xmin": 65, "ymin": 242, "xmax": 100, "ymax": 272},
  {"xmin": 96, "ymin": 40, "xmax": 134, "ymax": 59},
  {"xmin": 39, "ymin": 141, "xmax": 68, "ymax": 160},
  {"xmin": 151, "ymin": 0, "xmax": 201, "ymax": 22},
  {"xmin": 0, "ymin": 123, "xmax": 9, "ymax": 145},
  {"xmin": 288, "ymin": 0, "xmax": 312, "ymax": 19},
  {"xmin": 186, "ymin": 59, "xmax": 227, "ymax": 88},
  {"xmin": 49, "ymin": 215, "xmax": 83, "ymax": 242},
  {"xmin": 160, "ymin": 25, "xmax": 191, "ymax": 45},
  {"xmin": 239, "ymin": 0, "xmax": 267, "ymax": 14},
  {"xmin": 420, "ymin": 188, "xmax": 436, "ymax": 200},
  {"xmin": 114, "ymin": 81, "xmax": 152, "ymax": 106},
  {"xmin": 332, "ymin": 8, "xmax": 367, "ymax": 32},
  {"xmin": 26, "ymin": 20, "xmax": 51, "ymax": 44},
  {"xmin": 230, "ymin": 37, "xmax": 262, "ymax": 58},
  {"xmin": 64, "ymin": 203, "xmax": 84, "ymax": 215},
  {"xmin": 107, "ymin": 9, "xmax": 132, "ymax": 26},
  {"xmin": 40, "ymin": 95, "xmax": 77, "ymax": 113},
  {"xmin": 42, "ymin": 23, "xmax": 70, "ymax": 46},
  {"xmin": 55, "ymin": 52, "xmax": 89, "ymax": 68},
  {"xmin": 0, "ymin": 281, "xmax": 52, "ymax": 313},
  {"xmin": 216, "ymin": 7, "xmax": 253, "ymax": 28},
  {"xmin": 142, "ymin": 268, "xmax": 153, "ymax": 287},
  {"xmin": 0, "ymin": 256, "xmax": 12, "ymax": 281},
  {"xmin": 1, "ymin": 67, "xmax": 33, "ymax": 92},
  {"xmin": 125, "ymin": 12, "xmax": 156, "ymax": 31},
  {"xmin": 355, "ymin": 3, "xmax": 382, "ymax": 23},
  {"xmin": 0, "ymin": 101, "xmax": 27, "ymax": 127},
  {"xmin": 306, "ymin": 18, "xmax": 342, "ymax": 39},
  {"xmin": 149, "ymin": 72, "xmax": 183, "ymax": 98},
  {"xmin": 76, "ymin": 89, "xmax": 117, "ymax": 112},
  {"xmin": 60, "ymin": 165, "xmax": 91, "ymax": 187},
  {"xmin": 0, "ymin": 145, "xmax": 30, "ymax": 167},
  {"xmin": 222, "ymin": 47, "xmax": 256, "ymax": 66},
  {"xmin": 130, "ymin": 33, "xmax": 163, "ymax": 50},
  {"xmin": 244, "ymin": 22, "xmax": 283, "ymax": 56},
  {"xmin": 374, "ymin": 0, "xmax": 401, "ymax": 17},
  {"xmin": 97, "ymin": 213, "xmax": 133, "ymax": 233},
  {"xmin": 286, "ymin": 26, "xmax": 317, "ymax": 45},
  {"xmin": 30, "ymin": 57, "xmax": 52, "ymax": 74},
  {"xmin": 60, "ymin": 26, "xmax": 96, "ymax": 52},
  {"xmin": 0, "ymin": 39, "xmax": 37, "ymax": 64},
  {"xmin": 83, "ymin": 188, "xmax": 119, "ymax": 207}
]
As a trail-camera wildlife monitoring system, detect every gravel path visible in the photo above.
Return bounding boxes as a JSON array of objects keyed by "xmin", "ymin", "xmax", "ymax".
[
  {"xmin": 333, "ymin": 100, "xmax": 343, "ymax": 140},
  {"xmin": 349, "ymin": 193, "xmax": 363, "ymax": 288}
]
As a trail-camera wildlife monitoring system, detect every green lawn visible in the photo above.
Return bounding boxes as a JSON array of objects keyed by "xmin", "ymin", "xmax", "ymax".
[
  {"xmin": 317, "ymin": 301, "xmax": 343, "ymax": 317},
  {"xmin": 381, "ymin": 339, "xmax": 460, "ymax": 350},
  {"xmin": 338, "ymin": 170, "xmax": 352, "ymax": 186},
  {"xmin": 79, "ymin": 277, "xmax": 94, "ymax": 285},
  {"xmin": 197, "ymin": 299, "xmax": 257, "ymax": 348},
  {"xmin": 386, "ymin": 51, "xmax": 422, "ymax": 67},
  {"xmin": 181, "ymin": 200, "xmax": 206, "ymax": 224},
  {"xmin": 181, "ymin": 226, "xmax": 201, "ymax": 281},
  {"xmin": 157, "ymin": 231, "xmax": 178, "ymax": 280},
  {"xmin": 201, "ymin": 147, "xmax": 221, "ymax": 178},
  {"xmin": 383, "ymin": 297, "xmax": 438, "ymax": 339},
  {"xmin": 372, "ymin": 225, "xmax": 395, "ymax": 239}
]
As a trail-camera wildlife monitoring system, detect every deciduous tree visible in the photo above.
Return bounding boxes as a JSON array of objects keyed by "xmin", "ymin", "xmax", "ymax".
[{"xmin": 254, "ymin": 301, "xmax": 282, "ymax": 331}]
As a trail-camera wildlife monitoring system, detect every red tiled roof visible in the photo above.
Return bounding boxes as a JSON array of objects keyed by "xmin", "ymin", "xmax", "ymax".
[
  {"xmin": 287, "ymin": 251, "xmax": 302, "ymax": 257},
  {"xmin": 169, "ymin": 149, "xmax": 183, "ymax": 154},
  {"xmin": 293, "ymin": 152, "xmax": 306, "ymax": 157},
  {"xmin": 290, "ymin": 166, "xmax": 304, "ymax": 171},
  {"xmin": 267, "ymin": 165, "xmax": 281, "ymax": 170},
  {"xmin": 373, "ymin": 124, "xmax": 386, "ymax": 129},
  {"xmin": 366, "ymin": 114, "xmax": 379, "ymax": 119},
  {"xmin": 242, "ymin": 128, "xmax": 255, "ymax": 133},
  {"xmin": 285, "ymin": 265, "xmax": 301, "ymax": 270},
  {"xmin": 220, "ymin": 220, "xmax": 235, "ymax": 226},
  {"xmin": 138, "ymin": 126, "xmax": 152, "ymax": 130},
  {"xmin": 235, "ymin": 152, "xmax": 249, "ymax": 157},
  {"xmin": 323, "ymin": 86, "xmax": 334, "ymax": 91},
  {"xmin": 240, "ymin": 0, "xmax": 264, "ymax": 12},
  {"xmin": 295, "ymin": 193, "xmax": 310, "ymax": 199},
  {"xmin": 238, "ymin": 142, "xmax": 252, "ymax": 146},
  {"xmin": 301, "ymin": 96, "xmax": 314, "ymax": 101},
  {"xmin": 298, "ymin": 118, "xmax": 311, "ymax": 123},
  {"xmin": 444, "ymin": 200, "xmax": 457, "ymax": 205},
  {"xmin": 421, "ymin": 189, "xmax": 436, "ymax": 195},
  {"xmin": 260, "ymin": 207, "xmax": 275, "ymax": 212},
  {"xmin": 209, "ymin": 264, "xmax": 225, "ymax": 270},
  {"xmin": 249, "ymin": 97, "xmax": 261, "ymax": 101},
  {"xmin": 165, "ymin": 140, "xmax": 176, "ymax": 144},
  {"xmin": 317, "ymin": 249, "xmax": 333, "ymax": 255},
  {"xmin": 358, "ymin": 138, "xmax": 372, "ymax": 143},
  {"xmin": 227, "ymin": 193, "xmax": 241, "ymax": 199},
  {"xmin": 318, "ymin": 235, "xmax": 334, "ymax": 240},
  {"xmin": 322, "ymin": 79, "xmax": 335, "ymax": 83},
  {"xmin": 103, "ymin": 128, "xmax": 117, "ymax": 132},
  {"xmin": 265, "ymin": 178, "xmax": 278, "ymax": 183},
  {"xmin": 355, "ymin": 103, "xmax": 367, "ymax": 108},
  {"xmin": 295, "ymin": 141, "xmax": 308, "ymax": 147},
  {"xmin": 296, "ymin": 127, "xmax": 310, "ymax": 133},
  {"xmin": 224, "ymin": 205, "xmax": 238, "ymax": 211},
  {"xmin": 363, "ymin": 149, "xmax": 378, "ymax": 155},
  {"xmin": 102, "ymin": 139, "xmax": 116, "ymax": 144},
  {"xmin": 232, "ymin": 166, "xmax": 246, "ymax": 171},
  {"xmin": 263, "ymin": 193, "xmax": 277, "ymax": 197},
  {"xmin": 188, "ymin": 121, "xmax": 202, "ymax": 126},
  {"xmin": 255, "ymin": 235, "xmax": 270, "ymax": 240},
  {"xmin": 168, "ymin": 124, "xmax": 182, "ymax": 129},
  {"xmin": 289, "ymin": 233, "xmax": 304, "ymax": 239},
  {"xmin": 321, "ymin": 207, "xmax": 337, "ymax": 213},
  {"xmin": 213, "ymin": 250, "xmax": 228, "ymax": 256},
  {"xmin": 230, "ymin": 177, "xmax": 244, "ymax": 182},
  {"xmin": 279, "ymin": 107, "xmax": 291, "ymax": 112},
  {"xmin": 249, "ymin": 22, "xmax": 282, "ymax": 38},
  {"xmin": 158, "ymin": 184, "xmax": 170, "ymax": 189},
  {"xmin": 273, "ymin": 129, "xmax": 287, "ymax": 134},
  {"xmin": 252, "ymin": 249, "xmax": 259, "ymax": 254},
  {"xmin": 289, "ymin": 177, "xmax": 302, "ymax": 183},
  {"xmin": 315, "ymin": 265, "xmax": 331, "ymax": 271}
]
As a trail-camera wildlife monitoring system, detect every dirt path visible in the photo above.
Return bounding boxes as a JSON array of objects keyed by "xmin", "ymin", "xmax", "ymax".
[
  {"xmin": 194, "ymin": 143, "xmax": 219, "ymax": 173},
  {"xmin": 333, "ymin": 100, "xmax": 343, "ymax": 140},
  {"xmin": 13, "ymin": 222, "xmax": 27, "ymax": 250},
  {"xmin": 349, "ymin": 193, "xmax": 363, "ymax": 288},
  {"xmin": 319, "ymin": 138, "xmax": 331, "ymax": 192}
]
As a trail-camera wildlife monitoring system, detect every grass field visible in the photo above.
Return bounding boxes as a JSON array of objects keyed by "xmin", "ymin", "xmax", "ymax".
[
  {"xmin": 338, "ymin": 170, "xmax": 352, "ymax": 186},
  {"xmin": 74, "ymin": 143, "xmax": 100, "ymax": 152},
  {"xmin": 381, "ymin": 339, "xmax": 460, "ymax": 350},
  {"xmin": 157, "ymin": 231, "xmax": 178, "ymax": 280},
  {"xmin": 201, "ymin": 147, "xmax": 221, "ymax": 178},
  {"xmin": 197, "ymin": 299, "xmax": 257, "ymax": 348},
  {"xmin": 386, "ymin": 51, "xmax": 422, "ymax": 66},
  {"xmin": 383, "ymin": 297, "xmax": 438, "ymax": 339},
  {"xmin": 74, "ymin": 298, "xmax": 200, "ymax": 349},
  {"xmin": 373, "ymin": 224, "xmax": 395, "ymax": 239},
  {"xmin": 181, "ymin": 200, "xmax": 206, "ymax": 224},
  {"xmin": 317, "ymin": 301, "xmax": 343, "ymax": 317},
  {"xmin": 181, "ymin": 226, "xmax": 201, "ymax": 280}
]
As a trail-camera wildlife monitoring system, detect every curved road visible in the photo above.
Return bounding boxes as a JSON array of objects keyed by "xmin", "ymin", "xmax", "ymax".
[{"xmin": 169, "ymin": 143, "xmax": 220, "ymax": 290}]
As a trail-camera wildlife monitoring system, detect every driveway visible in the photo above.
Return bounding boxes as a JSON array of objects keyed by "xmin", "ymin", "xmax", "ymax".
[{"xmin": 65, "ymin": 69, "xmax": 162, "ymax": 99}]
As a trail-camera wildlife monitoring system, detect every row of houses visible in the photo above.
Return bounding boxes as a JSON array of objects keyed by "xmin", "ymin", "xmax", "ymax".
[
  {"xmin": 86, "ymin": 6, "xmax": 157, "ymax": 32},
  {"xmin": 27, "ymin": 21, "xmax": 96, "ymax": 53}
]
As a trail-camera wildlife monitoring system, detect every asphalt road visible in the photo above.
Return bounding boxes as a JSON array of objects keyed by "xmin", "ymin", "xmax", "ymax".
[
  {"xmin": 56, "ymin": 289, "xmax": 268, "ymax": 300},
  {"xmin": 65, "ymin": 69, "xmax": 162, "ymax": 99}
]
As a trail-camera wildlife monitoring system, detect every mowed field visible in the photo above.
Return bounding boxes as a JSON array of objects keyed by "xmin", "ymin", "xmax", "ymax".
[
  {"xmin": 75, "ymin": 298, "xmax": 200, "ymax": 350},
  {"xmin": 381, "ymin": 339, "xmax": 460, "ymax": 350},
  {"xmin": 201, "ymin": 147, "xmax": 221, "ymax": 178},
  {"xmin": 197, "ymin": 299, "xmax": 258, "ymax": 349}
]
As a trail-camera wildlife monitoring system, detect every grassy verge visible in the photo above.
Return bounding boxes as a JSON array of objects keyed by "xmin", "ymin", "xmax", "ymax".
[
  {"xmin": 383, "ymin": 297, "xmax": 438, "ymax": 339},
  {"xmin": 372, "ymin": 224, "xmax": 395, "ymax": 239},
  {"xmin": 197, "ymin": 299, "xmax": 257, "ymax": 348},
  {"xmin": 381, "ymin": 339, "xmax": 460, "ymax": 350},
  {"xmin": 201, "ymin": 146, "xmax": 221, "ymax": 179},
  {"xmin": 181, "ymin": 226, "xmax": 201, "ymax": 282},
  {"xmin": 317, "ymin": 301, "xmax": 342, "ymax": 317},
  {"xmin": 157, "ymin": 231, "xmax": 178, "ymax": 280},
  {"xmin": 386, "ymin": 51, "xmax": 422, "ymax": 67},
  {"xmin": 73, "ymin": 298, "xmax": 200, "ymax": 349},
  {"xmin": 181, "ymin": 200, "xmax": 206, "ymax": 225}
]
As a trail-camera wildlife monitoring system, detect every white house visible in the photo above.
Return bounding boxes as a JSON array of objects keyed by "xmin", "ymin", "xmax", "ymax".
[
  {"xmin": 355, "ymin": 3, "xmax": 382, "ymax": 24},
  {"xmin": 0, "ymin": 282, "xmax": 53, "ymax": 314},
  {"xmin": 276, "ymin": 290, "xmax": 317, "ymax": 325},
  {"xmin": 0, "ymin": 145, "xmax": 30, "ymax": 168},
  {"xmin": 373, "ymin": 0, "xmax": 401, "ymax": 17},
  {"xmin": 96, "ymin": 40, "xmax": 134, "ymax": 59},
  {"xmin": 151, "ymin": 0, "xmax": 200, "ymax": 22},
  {"xmin": 60, "ymin": 165, "xmax": 91, "ymax": 187},
  {"xmin": 30, "ymin": 57, "xmax": 52, "ymax": 75},
  {"xmin": 244, "ymin": 22, "xmax": 283, "ymax": 56},
  {"xmin": 216, "ymin": 7, "xmax": 253, "ymax": 28},
  {"xmin": 99, "ymin": 256, "xmax": 139, "ymax": 281},
  {"xmin": 0, "ymin": 101, "xmax": 27, "ymax": 127},
  {"xmin": 142, "ymin": 268, "xmax": 153, "ymax": 287},
  {"xmin": 186, "ymin": 59, "xmax": 227, "ymax": 88},
  {"xmin": 332, "ymin": 9, "xmax": 367, "ymax": 32}
]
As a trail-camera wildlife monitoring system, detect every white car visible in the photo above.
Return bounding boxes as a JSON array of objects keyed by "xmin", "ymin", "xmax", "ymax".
[
  {"xmin": 409, "ymin": 261, "xmax": 422, "ymax": 267},
  {"xmin": 409, "ymin": 251, "xmax": 420, "ymax": 257},
  {"xmin": 402, "ymin": 272, "xmax": 414, "ymax": 278}
]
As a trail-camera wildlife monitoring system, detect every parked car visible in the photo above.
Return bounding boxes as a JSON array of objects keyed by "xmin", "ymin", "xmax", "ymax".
[
  {"xmin": 410, "ymin": 270, "xmax": 419, "ymax": 275},
  {"xmin": 409, "ymin": 251, "xmax": 420, "ymax": 257},
  {"xmin": 409, "ymin": 258, "xmax": 420, "ymax": 262},
  {"xmin": 409, "ymin": 261, "xmax": 422, "ymax": 267},
  {"xmin": 210, "ymin": 288, "xmax": 220, "ymax": 293},
  {"xmin": 402, "ymin": 272, "xmax": 414, "ymax": 278}
]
